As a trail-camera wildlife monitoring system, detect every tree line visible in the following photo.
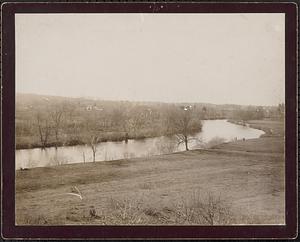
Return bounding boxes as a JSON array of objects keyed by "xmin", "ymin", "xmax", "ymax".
[
  {"xmin": 16, "ymin": 94, "xmax": 284, "ymax": 155},
  {"xmin": 16, "ymin": 100, "xmax": 203, "ymax": 152}
]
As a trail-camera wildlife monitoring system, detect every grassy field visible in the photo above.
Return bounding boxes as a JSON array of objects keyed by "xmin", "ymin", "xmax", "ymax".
[{"xmin": 15, "ymin": 120, "xmax": 285, "ymax": 225}]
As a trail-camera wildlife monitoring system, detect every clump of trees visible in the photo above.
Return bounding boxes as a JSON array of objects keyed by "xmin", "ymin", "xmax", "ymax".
[
  {"xmin": 36, "ymin": 112, "xmax": 51, "ymax": 149},
  {"xmin": 231, "ymin": 104, "xmax": 285, "ymax": 122},
  {"xmin": 50, "ymin": 106, "xmax": 65, "ymax": 148},
  {"xmin": 35, "ymin": 104, "xmax": 68, "ymax": 149},
  {"xmin": 232, "ymin": 107, "xmax": 265, "ymax": 121},
  {"xmin": 30, "ymin": 101, "xmax": 204, "ymax": 153}
]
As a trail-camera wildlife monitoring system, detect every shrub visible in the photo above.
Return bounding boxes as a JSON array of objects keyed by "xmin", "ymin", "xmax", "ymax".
[
  {"xmin": 203, "ymin": 137, "xmax": 227, "ymax": 149},
  {"xmin": 106, "ymin": 197, "xmax": 145, "ymax": 224},
  {"xmin": 100, "ymin": 190, "xmax": 234, "ymax": 225},
  {"xmin": 171, "ymin": 190, "xmax": 234, "ymax": 225}
]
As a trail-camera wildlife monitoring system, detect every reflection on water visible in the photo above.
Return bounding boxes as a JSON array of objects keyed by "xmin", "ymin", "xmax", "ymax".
[{"xmin": 15, "ymin": 120, "xmax": 264, "ymax": 169}]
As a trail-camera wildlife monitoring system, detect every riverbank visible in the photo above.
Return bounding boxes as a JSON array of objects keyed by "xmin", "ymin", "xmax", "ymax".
[
  {"xmin": 16, "ymin": 131, "xmax": 153, "ymax": 150},
  {"xmin": 16, "ymin": 126, "xmax": 202, "ymax": 150},
  {"xmin": 227, "ymin": 119, "xmax": 284, "ymax": 136},
  {"xmin": 16, "ymin": 119, "xmax": 285, "ymax": 225}
]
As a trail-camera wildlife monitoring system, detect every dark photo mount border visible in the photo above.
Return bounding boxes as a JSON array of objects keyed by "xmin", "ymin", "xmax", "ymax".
[{"xmin": 1, "ymin": 1, "xmax": 298, "ymax": 240}]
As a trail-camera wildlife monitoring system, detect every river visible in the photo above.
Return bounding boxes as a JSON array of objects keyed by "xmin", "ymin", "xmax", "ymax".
[{"xmin": 15, "ymin": 120, "xmax": 265, "ymax": 169}]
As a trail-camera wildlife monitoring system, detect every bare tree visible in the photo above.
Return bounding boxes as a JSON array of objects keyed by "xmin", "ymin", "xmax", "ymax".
[
  {"xmin": 78, "ymin": 146, "xmax": 86, "ymax": 164},
  {"xmin": 90, "ymin": 135, "xmax": 100, "ymax": 162},
  {"xmin": 176, "ymin": 134, "xmax": 190, "ymax": 151},
  {"xmin": 50, "ymin": 106, "xmax": 64, "ymax": 148},
  {"xmin": 36, "ymin": 112, "xmax": 51, "ymax": 149}
]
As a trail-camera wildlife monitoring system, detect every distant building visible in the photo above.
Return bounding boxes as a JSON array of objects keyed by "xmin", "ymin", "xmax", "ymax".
[
  {"xmin": 86, "ymin": 105, "xmax": 103, "ymax": 111},
  {"xmin": 86, "ymin": 105, "xmax": 93, "ymax": 111}
]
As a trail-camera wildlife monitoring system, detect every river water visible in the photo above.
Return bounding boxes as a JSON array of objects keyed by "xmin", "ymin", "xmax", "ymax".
[{"xmin": 15, "ymin": 120, "xmax": 264, "ymax": 169}]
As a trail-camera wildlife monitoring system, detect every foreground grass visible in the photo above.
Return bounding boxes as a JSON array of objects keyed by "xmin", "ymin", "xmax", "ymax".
[{"xmin": 16, "ymin": 120, "xmax": 285, "ymax": 225}]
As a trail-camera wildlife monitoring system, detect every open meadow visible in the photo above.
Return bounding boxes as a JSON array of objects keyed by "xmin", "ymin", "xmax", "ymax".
[{"xmin": 16, "ymin": 119, "xmax": 285, "ymax": 225}]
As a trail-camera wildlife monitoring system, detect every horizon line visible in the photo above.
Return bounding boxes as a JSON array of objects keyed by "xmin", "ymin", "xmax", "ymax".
[{"xmin": 15, "ymin": 92, "xmax": 283, "ymax": 107}]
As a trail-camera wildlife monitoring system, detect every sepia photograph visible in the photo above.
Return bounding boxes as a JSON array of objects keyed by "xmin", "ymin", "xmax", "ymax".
[{"xmin": 14, "ymin": 12, "xmax": 287, "ymax": 227}]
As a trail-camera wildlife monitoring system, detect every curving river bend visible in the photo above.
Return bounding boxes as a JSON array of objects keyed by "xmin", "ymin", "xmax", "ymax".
[{"xmin": 16, "ymin": 120, "xmax": 264, "ymax": 170}]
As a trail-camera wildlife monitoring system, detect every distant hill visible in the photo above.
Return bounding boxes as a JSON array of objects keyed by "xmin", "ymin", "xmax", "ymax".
[{"xmin": 16, "ymin": 93, "xmax": 272, "ymax": 110}]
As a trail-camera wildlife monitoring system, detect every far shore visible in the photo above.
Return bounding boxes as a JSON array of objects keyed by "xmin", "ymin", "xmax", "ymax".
[{"xmin": 15, "ymin": 118, "xmax": 269, "ymax": 150}]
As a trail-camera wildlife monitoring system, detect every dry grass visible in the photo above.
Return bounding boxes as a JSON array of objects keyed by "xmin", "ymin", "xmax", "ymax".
[
  {"xmin": 16, "ymin": 190, "xmax": 236, "ymax": 225},
  {"xmin": 17, "ymin": 214, "xmax": 48, "ymax": 225},
  {"xmin": 17, "ymin": 189, "xmax": 274, "ymax": 225}
]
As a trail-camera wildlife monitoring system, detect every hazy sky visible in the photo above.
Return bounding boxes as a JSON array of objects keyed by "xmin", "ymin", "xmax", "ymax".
[{"xmin": 16, "ymin": 13, "xmax": 285, "ymax": 106}]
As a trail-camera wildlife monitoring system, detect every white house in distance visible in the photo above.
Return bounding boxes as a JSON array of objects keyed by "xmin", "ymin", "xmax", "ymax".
[{"xmin": 86, "ymin": 104, "xmax": 103, "ymax": 112}]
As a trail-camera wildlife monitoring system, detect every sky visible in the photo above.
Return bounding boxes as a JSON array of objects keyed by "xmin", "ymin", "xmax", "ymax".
[{"xmin": 15, "ymin": 13, "xmax": 285, "ymax": 106}]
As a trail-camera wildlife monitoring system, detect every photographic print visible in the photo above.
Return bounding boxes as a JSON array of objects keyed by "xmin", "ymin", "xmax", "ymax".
[
  {"xmin": 1, "ymin": 2, "xmax": 297, "ymax": 240},
  {"xmin": 15, "ymin": 12, "xmax": 286, "ymax": 226}
]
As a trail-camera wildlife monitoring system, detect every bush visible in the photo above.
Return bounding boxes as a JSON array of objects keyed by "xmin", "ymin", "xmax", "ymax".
[
  {"xmin": 172, "ymin": 190, "xmax": 234, "ymax": 225},
  {"xmin": 203, "ymin": 137, "xmax": 227, "ymax": 149},
  {"xmin": 88, "ymin": 190, "xmax": 234, "ymax": 225},
  {"xmin": 106, "ymin": 197, "xmax": 145, "ymax": 224}
]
